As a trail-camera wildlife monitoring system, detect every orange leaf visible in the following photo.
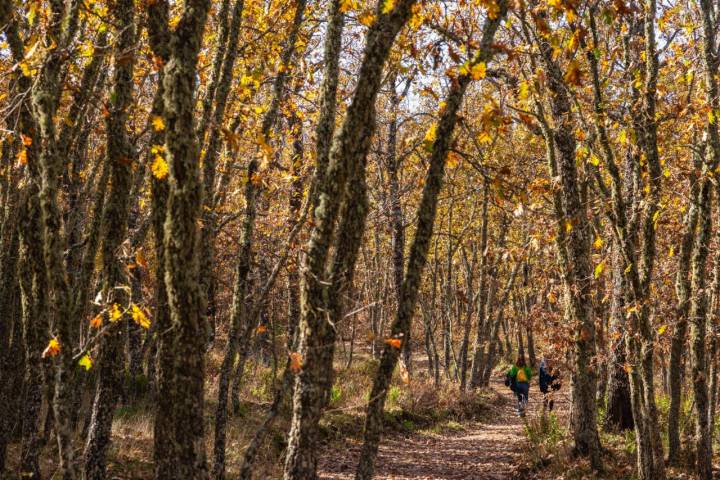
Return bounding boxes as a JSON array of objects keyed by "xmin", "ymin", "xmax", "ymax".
[
  {"xmin": 135, "ymin": 250, "xmax": 148, "ymax": 269},
  {"xmin": 90, "ymin": 314, "xmax": 103, "ymax": 329},
  {"xmin": 42, "ymin": 338, "xmax": 61, "ymax": 358},
  {"xmin": 385, "ymin": 338, "xmax": 402, "ymax": 349},
  {"xmin": 563, "ymin": 60, "xmax": 583, "ymax": 87},
  {"xmin": 289, "ymin": 352, "xmax": 303, "ymax": 373}
]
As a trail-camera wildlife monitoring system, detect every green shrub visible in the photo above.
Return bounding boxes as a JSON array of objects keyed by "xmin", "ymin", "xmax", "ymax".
[
  {"xmin": 387, "ymin": 385, "xmax": 402, "ymax": 408},
  {"xmin": 524, "ymin": 413, "xmax": 565, "ymax": 462},
  {"xmin": 623, "ymin": 429, "xmax": 637, "ymax": 455},
  {"xmin": 401, "ymin": 419, "xmax": 416, "ymax": 432},
  {"xmin": 330, "ymin": 384, "xmax": 343, "ymax": 405}
]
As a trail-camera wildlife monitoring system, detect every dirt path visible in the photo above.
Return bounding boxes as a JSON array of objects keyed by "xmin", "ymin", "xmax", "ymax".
[{"xmin": 319, "ymin": 381, "xmax": 569, "ymax": 480}]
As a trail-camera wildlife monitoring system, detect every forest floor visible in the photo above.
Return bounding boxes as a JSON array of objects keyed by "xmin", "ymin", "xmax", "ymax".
[{"xmin": 319, "ymin": 378, "xmax": 571, "ymax": 480}]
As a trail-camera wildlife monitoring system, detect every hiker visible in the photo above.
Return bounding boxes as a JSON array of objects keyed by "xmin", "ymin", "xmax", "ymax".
[
  {"xmin": 506, "ymin": 357, "xmax": 532, "ymax": 417},
  {"xmin": 539, "ymin": 357, "xmax": 561, "ymax": 412}
]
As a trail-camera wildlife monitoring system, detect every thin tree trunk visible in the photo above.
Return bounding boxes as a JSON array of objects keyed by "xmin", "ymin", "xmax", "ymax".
[
  {"xmin": 604, "ymin": 244, "xmax": 634, "ymax": 431},
  {"xmin": 213, "ymin": 4, "xmax": 306, "ymax": 477}
]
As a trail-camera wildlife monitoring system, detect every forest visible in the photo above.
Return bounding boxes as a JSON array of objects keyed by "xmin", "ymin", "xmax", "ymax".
[{"xmin": 1, "ymin": 0, "xmax": 719, "ymax": 478}]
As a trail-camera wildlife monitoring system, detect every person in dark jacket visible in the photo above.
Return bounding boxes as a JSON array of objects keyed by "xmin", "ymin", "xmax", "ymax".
[{"xmin": 539, "ymin": 357, "xmax": 561, "ymax": 411}]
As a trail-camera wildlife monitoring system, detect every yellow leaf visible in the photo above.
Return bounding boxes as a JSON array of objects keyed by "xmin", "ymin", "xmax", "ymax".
[
  {"xmin": 257, "ymin": 134, "xmax": 273, "ymax": 156},
  {"xmin": 657, "ymin": 324, "xmax": 668, "ymax": 335},
  {"xmin": 477, "ymin": 131, "xmax": 493, "ymax": 144},
  {"xmin": 518, "ymin": 81, "xmax": 530, "ymax": 100},
  {"xmin": 618, "ymin": 129, "xmax": 628, "ymax": 144},
  {"xmin": 652, "ymin": 210, "xmax": 661, "ymax": 224},
  {"xmin": 446, "ymin": 151, "xmax": 461, "ymax": 168},
  {"xmin": 339, "ymin": 0, "xmax": 355, "ymax": 13},
  {"xmin": 623, "ymin": 363, "xmax": 633, "ymax": 373},
  {"xmin": 381, "ymin": 0, "xmax": 395, "ymax": 14},
  {"xmin": 19, "ymin": 61, "xmax": 32, "ymax": 77},
  {"xmin": 588, "ymin": 154, "xmax": 600, "ymax": 167},
  {"xmin": 565, "ymin": 220, "xmax": 573, "ymax": 233},
  {"xmin": 593, "ymin": 237, "xmax": 603, "ymax": 249},
  {"xmin": 16, "ymin": 149, "xmax": 28, "ymax": 166},
  {"xmin": 594, "ymin": 261, "xmax": 606, "ymax": 279},
  {"xmin": 358, "ymin": 11, "xmax": 376, "ymax": 26},
  {"xmin": 668, "ymin": 246, "xmax": 675, "ymax": 257},
  {"xmin": 130, "ymin": 304, "xmax": 151, "ymax": 329},
  {"xmin": 470, "ymin": 62, "xmax": 487, "ymax": 80},
  {"xmin": 78, "ymin": 354, "xmax": 93, "ymax": 371},
  {"xmin": 42, "ymin": 338, "xmax": 61, "ymax": 358},
  {"xmin": 80, "ymin": 43, "xmax": 95, "ymax": 58},
  {"xmin": 624, "ymin": 263, "xmax": 633, "ymax": 274},
  {"xmin": 709, "ymin": 110, "xmax": 716, "ymax": 125},
  {"xmin": 110, "ymin": 303, "xmax": 122, "ymax": 322},
  {"xmin": 150, "ymin": 144, "xmax": 164, "ymax": 154},
  {"xmin": 28, "ymin": 3, "xmax": 37, "ymax": 25},
  {"xmin": 152, "ymin": 116, "xmax": 165, "ymax": 132},
  {"xmin": 151, "ymin": 155, "xmax": 169, "ymax": 180},
  {"xmin": 424, "ymin": 124, "xmax": 437, "ymax": 143}
]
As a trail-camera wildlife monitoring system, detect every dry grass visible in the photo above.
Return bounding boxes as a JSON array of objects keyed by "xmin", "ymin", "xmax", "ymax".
[{"xmin": 3, "ymin": 348, "xmax": 503, "ymax": 479}]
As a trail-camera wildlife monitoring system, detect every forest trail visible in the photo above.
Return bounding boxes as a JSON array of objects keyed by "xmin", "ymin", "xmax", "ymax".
[{"xmin": 319, "ymin": 378, "xmax": 568, "ymax": 480}]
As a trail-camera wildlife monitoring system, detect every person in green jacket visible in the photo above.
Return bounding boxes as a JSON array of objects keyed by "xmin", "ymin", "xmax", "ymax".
[{"xmin": 506, "ymin": 357, "xmax": 532, "ymax": 417}]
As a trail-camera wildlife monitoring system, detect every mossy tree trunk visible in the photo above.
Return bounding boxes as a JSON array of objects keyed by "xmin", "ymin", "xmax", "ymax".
[
  {"xmin": 147, "ymin": 0, "xmax": 213, "ymax": 477},
  {"xmin": 284, "ymin": 2, "xmax": 419, "ymax": 478},
  {"xmin": 83, "ymin": 1, "xmax": 137, "ymax": 477}
]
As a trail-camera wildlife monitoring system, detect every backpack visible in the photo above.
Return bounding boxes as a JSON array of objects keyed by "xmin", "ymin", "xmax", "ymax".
[{"xmin": 516, "ymin": 367, "xmax": 528, "ymax": 383}]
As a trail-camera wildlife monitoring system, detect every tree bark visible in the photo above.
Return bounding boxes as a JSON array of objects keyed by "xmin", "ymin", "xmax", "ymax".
[
  {"xmin": 152, "ymin": 1, "xmax": 213, "ymax": 477},
  {"xmin": 83, "ymin": 1, "xmax": 136, "ymax": 476},
  {"xmin": 284, "ymin": 3, "xmax": 417, "ymax": 478}
]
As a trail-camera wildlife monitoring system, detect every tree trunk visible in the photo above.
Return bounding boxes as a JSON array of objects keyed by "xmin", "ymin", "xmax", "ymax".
[
  {"xmin": 154, "ymin": 1, "xmax": 213, "ymax": 477},
  {"xmin": 83, "ymin": 1, "xmax": 136, "ymax": 476},
  {"xmin": 199, "ymin": 0, "xmax": 246, "ymax": 347},
  {"xmin": 284, "ymin": 3, "xmax": 416, "ymax": 478},
  {"xmin": 604, "ymin": 245, "xmax": 634, "ymax": 431},
  {"xmin": 535, "ymin": 14, "xmax": 601, "ymax": 467}
]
